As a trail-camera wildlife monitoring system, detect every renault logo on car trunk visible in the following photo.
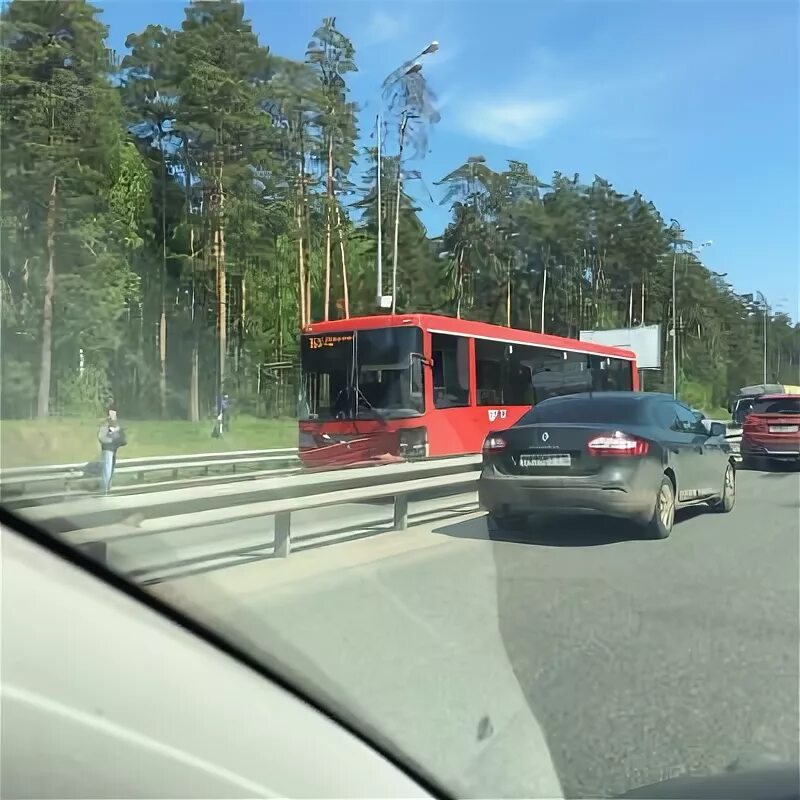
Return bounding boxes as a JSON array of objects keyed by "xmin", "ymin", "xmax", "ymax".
[{"xmin": 542, "ymin": 432, "xmax": 549, "ymax": 442}]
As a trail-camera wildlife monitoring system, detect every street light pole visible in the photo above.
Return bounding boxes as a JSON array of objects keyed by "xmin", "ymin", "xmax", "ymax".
[
  {"xmin": 391, "ymin": 112, "xmax": 409, "ymax": 315},
  {"xmin": 541, "ymin": 266, "xmax": 547, "ymax": 333},
  {"xmin": 376, "ymin": 113, "xmax": 383, "ymax": 303},
  {"xmin": 377, "ymin": 41, "xmax": 438, "ymax": 310},
  {"xmin": 672, "ymin": 238, "xmax": 712, "ymax": 398},
  {"xmin": 764, "ymin": 303, "xmax": 768, "ymax": 383},
  {"xmin": 671, "ymin": 251, "xmax": 677, "ymax": 397},
  {"xmin": 757, "ymin": 290, "xmax": 768, "ymax": 383}
]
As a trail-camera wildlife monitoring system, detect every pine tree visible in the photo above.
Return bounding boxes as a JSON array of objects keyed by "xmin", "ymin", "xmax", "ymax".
[
  {"xmin": 305, "ymin": 17, "xmax": 358, "ymax": 320},
  {"xmin": 1, "ymin": 0, "xmax": 134, "ymax": 417}
]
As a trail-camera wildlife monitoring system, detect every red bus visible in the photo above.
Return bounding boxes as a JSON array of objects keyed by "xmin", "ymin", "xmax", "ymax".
[{"xmin": 298, "ymin": 313, "xmax": 639, "ymax": 467}]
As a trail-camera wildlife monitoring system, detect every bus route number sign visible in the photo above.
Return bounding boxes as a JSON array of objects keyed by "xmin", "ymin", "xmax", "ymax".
[{"xmin": 308, "ymin": 334, "xmax": 353, "ymax": 350}]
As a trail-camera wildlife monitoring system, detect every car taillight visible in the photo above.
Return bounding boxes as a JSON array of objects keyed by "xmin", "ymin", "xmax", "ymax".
[
  {"xmin": 482, "ymin": 435, "xmax": 507, "ymax": 453},
  {"xmin": 743, "ymin": 414, "xmax": 766, "ymax": 431},
  {"xmin": 587, "ymin": 431, "xmax": 649, "ymax": 456}
]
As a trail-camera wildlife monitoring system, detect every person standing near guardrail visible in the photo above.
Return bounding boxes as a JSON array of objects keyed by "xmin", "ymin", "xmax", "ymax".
[
  {"xmin": 212, "ymin": 392, "xmax": 232, "ymax": 437},
  {"xmin": 97, "ymin": 408, "xmax": 127, "ymax": 494}
]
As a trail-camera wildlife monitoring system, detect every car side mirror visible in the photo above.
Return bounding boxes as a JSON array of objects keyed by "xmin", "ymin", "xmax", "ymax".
[{"xmin": 708, "ymin": 422, "xmax": 727, "ymax": 437}]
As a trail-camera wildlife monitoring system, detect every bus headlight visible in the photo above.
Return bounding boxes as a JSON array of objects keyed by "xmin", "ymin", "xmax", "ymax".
[{"xmin": 398, "ymin": 427, "xmax": 428, "ymax": 459}]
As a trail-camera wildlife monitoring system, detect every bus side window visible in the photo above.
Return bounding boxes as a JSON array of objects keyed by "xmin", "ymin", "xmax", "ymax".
[
  {"xmin": 476, "ymin": 339, "xmax": 505, "ymax": 405},
  {"xmin": 588, "ymin": 355, "xmax": 632, "ymax": 391},
  {"xmin": 609, "ymin": 358, "xmax": 633, "ymax": 391},
  {"xmin": 523, "ymin": 349, "xmax": 591, "ymax": 402},
  {"xmin": 432, "ymin": 333, "xmax": 469, "ymax": 408}
]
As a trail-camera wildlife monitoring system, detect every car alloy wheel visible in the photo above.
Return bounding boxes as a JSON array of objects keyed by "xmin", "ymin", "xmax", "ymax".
[
  {"xmin": 658, "ymin": 481, "xmax": 675, "ymax": 530},
  {"xmin": 644, "ymin": 476, "xmax": 675, "ymax": 539},
  {"xmin": 714, "ymin": 463, "xmax": 736, "ymax": 513}
]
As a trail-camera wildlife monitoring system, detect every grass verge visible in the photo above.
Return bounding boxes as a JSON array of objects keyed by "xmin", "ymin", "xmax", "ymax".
[{"xmin": 0, "ymin": 415, "xmax": 297, "ymax": 468}]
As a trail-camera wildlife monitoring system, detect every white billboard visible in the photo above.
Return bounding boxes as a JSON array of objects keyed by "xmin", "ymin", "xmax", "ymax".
[{"xmin": 579, "ymin": 324, "xmax": 662, "ymax": 369}]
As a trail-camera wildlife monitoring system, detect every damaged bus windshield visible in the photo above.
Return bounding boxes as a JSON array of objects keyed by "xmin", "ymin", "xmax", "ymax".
[{"xmin": 299, "ymin": 327, "xmax": 424, "ymax": 421}]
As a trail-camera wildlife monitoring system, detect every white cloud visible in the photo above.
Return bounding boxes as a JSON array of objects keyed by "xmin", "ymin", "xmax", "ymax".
[
  {"xmin": 361, "ymin": 11, "xmax": 406, "ymax": 47},
  {"xmin": 456, "ymin": 97, "xmax": 570, "ymax": 147}
]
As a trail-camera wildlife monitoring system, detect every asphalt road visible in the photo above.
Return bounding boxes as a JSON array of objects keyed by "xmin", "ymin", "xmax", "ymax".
[
  {"xmin": 482, "ymin": 465, "xmax": 799, "ymax": 797},
  {"xmin": 170, "ymin": 466, "xmax": 799, "ymax": 798}
]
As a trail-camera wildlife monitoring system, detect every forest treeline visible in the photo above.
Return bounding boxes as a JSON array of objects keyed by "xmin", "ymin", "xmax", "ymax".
[{"xmin": 2, "ymin": 0, "xmax": 797, "ymax": 420}]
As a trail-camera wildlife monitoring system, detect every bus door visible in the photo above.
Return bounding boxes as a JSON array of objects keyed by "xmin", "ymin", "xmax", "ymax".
[{"xmin": 430, "ymin": 333, "xmax": 472, "ymax": 454}]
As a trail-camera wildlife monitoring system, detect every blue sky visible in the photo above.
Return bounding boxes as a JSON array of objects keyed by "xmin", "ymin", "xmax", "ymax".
[{"xmin": 101, "ymin": 0, "xmax": 798, "ymax": 318}]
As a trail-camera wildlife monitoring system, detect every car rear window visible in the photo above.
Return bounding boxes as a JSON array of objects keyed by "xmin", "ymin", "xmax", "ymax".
[
  {"xmin": 751, "ymin": 397, "xmax": 800, "ymax": 415},
  {"xmin": 518, "ymin": 396, "xmax": 647, "ymax": 425}
]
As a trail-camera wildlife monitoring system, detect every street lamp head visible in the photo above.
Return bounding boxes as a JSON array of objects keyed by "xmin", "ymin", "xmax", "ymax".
[
  {"xmin": 405, "ymin": 62, "xmax": 423, "ymax": 75},
  {"xmin": 421, "ymin": 41, "xmax": 439, "ymax": 55}
]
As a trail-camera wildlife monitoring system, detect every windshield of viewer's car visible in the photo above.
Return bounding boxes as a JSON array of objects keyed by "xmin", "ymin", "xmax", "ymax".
[{"xmin": 1, "ymin": 1, "xmax": 798, "ymax": 798}]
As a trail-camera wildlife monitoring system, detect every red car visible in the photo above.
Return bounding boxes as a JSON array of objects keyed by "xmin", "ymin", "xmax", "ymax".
[{"xmin": 741, "ymin": 393, "xmax": 800, "ymax": 468}]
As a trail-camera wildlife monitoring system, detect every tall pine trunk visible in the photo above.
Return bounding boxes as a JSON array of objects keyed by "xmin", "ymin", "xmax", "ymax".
[
  {"xmin": 455, "ymin": 249, "xmax": 464, "ymax": 319},
  {"xmin": 324, "ymin": 134, "xmax": 334, "ymax": 321},
  {"xmin": 37, "ymin": 176, "xmax": 57, "ymax": 418},
  {"xmin": 296, "ymin": 185, "xmax": 307, "ymax": 329},
  {"xmin": 296, "ymin": 120, "xmax": 308, "ymax": 327},
  {"xmin": 159, "ymin": 308, "xmax": 167, "ymax": 415},
  {"xmin": 216, "ymin": 174, "xmax": 227, "ymax": 395},
  {"xmin": 334, "ymin": 204, "xmax": 349, "ymax": 318},
  {"xmin": 182, "ymin": 138, "xmax": 200, "ymax": 422},
  {"xmin": 159, "ymin": 133, "xmax": 168, "ymax": 418},
  {"xmin": 303, "ymin": 182, "xmax": 313, "ymax": 324},
  {"xmin": 188, "ymin": 228, "xmax": 200, "ymax": 422}
]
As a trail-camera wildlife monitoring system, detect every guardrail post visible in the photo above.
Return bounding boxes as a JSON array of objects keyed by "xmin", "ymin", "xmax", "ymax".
[
  {"xmin": 274, "ymin": 511, "xmax": 291, "ymax": 557},
  {"xmin": 393, "ymin": 493, "xmax": 408, "ymax": 530}
]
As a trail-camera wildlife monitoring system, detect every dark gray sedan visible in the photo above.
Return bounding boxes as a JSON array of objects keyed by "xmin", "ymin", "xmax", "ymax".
[{"xmin": 479, "ymin": 392, "xmax": 736, "ymax": 539}]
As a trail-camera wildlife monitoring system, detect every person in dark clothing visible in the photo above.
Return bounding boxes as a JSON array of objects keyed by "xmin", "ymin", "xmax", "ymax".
[
  {"xmin": 220, "ymin": 393, "xmax": 231, "ymax": 432},
  {"xmin": 97, "ymin": 408, "xmax": 126, "ymax": 494},
  {"xmin": 213, "ymin": 392, "xmax": 232, "ymax": 436}
]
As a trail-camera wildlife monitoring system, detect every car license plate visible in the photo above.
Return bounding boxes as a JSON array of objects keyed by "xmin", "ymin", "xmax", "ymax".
[
  {"xmin": 769, "ymin": 425, "xmax": 798, "ymax": 433},
  {"xmin": 520, "ymin": 453, "xmax": 571, "ymax": 467}
]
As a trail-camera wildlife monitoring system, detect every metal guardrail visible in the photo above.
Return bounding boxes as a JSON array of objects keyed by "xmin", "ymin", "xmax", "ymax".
[
  {"xmin": 7, "ymin": 423, "xmax": 745, "ymax": 568},
  {"xmin": 0, "ymin": 449, "xmax": 300, "ymax": 496},
  {"xmin": 22, "ymin": 455, "xmax": 482, "ymax": 564}
]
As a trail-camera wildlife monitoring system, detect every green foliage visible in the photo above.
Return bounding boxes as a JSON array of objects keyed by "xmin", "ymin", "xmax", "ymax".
[
  {"xmin": 105, "ymin": 140, "xmax": 151, "ymax": 248},
  {"xmin": 56, "ymin": 364, "xmax": 110, "ymax": 416},
  {"xmin": 1, "ymin": 0, "xmax": 797, "ymax": 428},
  {"xmin": 0, "ymin": 0, "xmax": 137, "ymax": 417},
  {"xmin": 0, "ymin": 358, "xmax": 37, "ymax": 418}
]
